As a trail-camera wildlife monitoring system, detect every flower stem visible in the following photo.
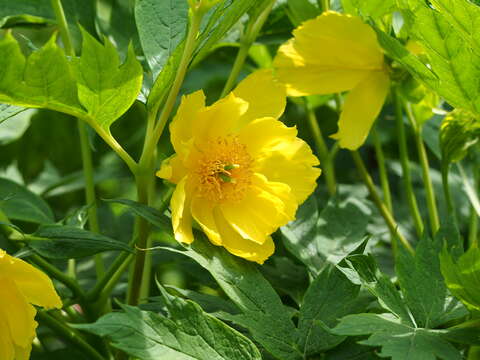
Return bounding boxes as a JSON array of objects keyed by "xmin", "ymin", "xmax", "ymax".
[
  {"xmin": 50, "ymin": 0, "xmax": 106, "ymax": 277},
  {"xmin": 305, "ymin": 102, "xmax": 337, "ymax": 195},
  {"xmin": 441, "ymin": 162, "xmax": 455, "ymax": 216},
  {"xmin": 404, "ymin": 103, "xmax": 440, "ymax": 235},
  {"xmin": 37, "ymin": 311, "xmax": 106, "ymax": 360},
  {"xmin": 319, "ymin": 0, "xmax": 330, "ymax": 12},
  {"xmin": 220, "ymin": 0, "xmax": 275, "ymax": 97},
  {"xmin": 469, "ymin": 166, "xmax": 479, "ymax": 248},
  {"xmin": 393, "ymin": 91, "xmax": 424, "ymax": 238},
  {"xmin": 351, "ymin": 150, "xmax": 414, "ymax": 254},
  {"xmin": 372, "ymin": 126, "xmax": 393, "ymax": 212}
]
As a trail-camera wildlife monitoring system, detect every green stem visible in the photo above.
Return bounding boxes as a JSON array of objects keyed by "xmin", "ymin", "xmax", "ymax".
[
  {"xmin": 372, "ymin": 126, "xmax": 393, "ymax": 212},
  {"xmin": 305, "ymin": 102, "xmax": 337, "ymax": 195},
  {"xmin": 37, "ymin": 311, "xmax": 106, "ymax": 360},
  {"xmin": 393, "ymin": 91, "xmax": 424, "ymax": 238},
  {"xmin": 441, "ymin": 162, "xmax": 455, "ymax": 216},
  {"xmin": 351, "ymin": 150, "xmax": 414, "ymax": 254},
  {"xmin": 405, "ymin": 103, "xmax": 440, "ymax": 235},
  {"xmin": 469, "ymin": 167, "xmax": 479, "ymax": 248},
  {"xmin": 50, "ymin": 0, "xmax": 105, "ymax": 277},
  {"xmin": 319, "ymin": 0, "xmax": 330, "ymax": 12},
  {"xmin": 220, "ymin": 0, "xmax": 275, "ymax": 97}
]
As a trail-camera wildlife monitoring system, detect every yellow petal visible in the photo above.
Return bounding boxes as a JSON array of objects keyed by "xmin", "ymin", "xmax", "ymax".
[
  {"xmin": 257, "ymin": 137, "xmax": 321, "ymax": 203},
  {"xmin": 13, "ymin": 344, "xmax": 32, "ymax": 360},
  {"xmin": 232, "ymin": 69, "xmax": 287, "ymax": 126},
  {"xmin": 213, "ymin": 210, "xmax": 275, "ymax": 264},
  {"xmin": 170, "ymin": 176, "xmax": 194, "ymax": 244},
  {"xmin": 238, "ymin": 117, "xmax": 298, "ymax": 158},
  {"xmin": 170, "ymin": 90, "xmax": 206, "ymax": 155},
  {"xmin": 0, "ymin": 316, "xmax": 15, "ymax": 360},
  {"xmin": 0, "ymin": 277, "xmax": 37, "ymax": 348},
  {"xmin": 194, "ymin": 93, "xmax": 249, "ymax": 144},
  {"xmin": 331, "ymin": 70, "xmax": 390, "ymax": 150},
  {"xmin": 220, "ymin": 173, "xmax": 297, "ymax": 244},
  {"xmin": 156, "ymin": 154, "xmax": 189, "ymax": 184},
  {"xmin": 274, "ymin": 11, "xmax": 384, "ymax": 96},
  {"xmin": 0, "ymin": 250, "xmax": 62, "ymax": 309},
  {"xmin": 191, "ymin": 197, "xmax": 222, "ymax": 245}
]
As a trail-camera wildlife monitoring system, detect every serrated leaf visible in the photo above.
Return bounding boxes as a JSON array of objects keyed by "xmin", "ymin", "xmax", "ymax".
[
  {"xmin": 0, "ymin": 33, "xmax": 85, "ymax": 116},
  {"xmin": 103, "ymin": 198, "xmax": 170, "ymax": 230},
  {"xmin": 163, "ymin": 236, "xmax": 303, "ymax": 360},
  {"xmin": 75, "ymin": 29, "xmax": 143, "ymax": 130},
  {"xmin": 135, "ymin": 0, "xmax": 189, "ymax": 77},
  {"xmin": 0, "ymin": 104, "xmax": 26, "ymax": 125},
  {"xmin": 75, "ymin": 297, "xmax": 262, "ymax": 360},
  {"xmin": 440, "ymin": 246, "xmax": 480, "ymax": 312},
  {"xmin": 281, "ymin": 196, "xmax": 371, "ymax": 274},
  {"xmin": 332, "ymin": 313, "xmax": 463, "ymax": 360},
  {"xmin": 440, "ymin": 110, "xmax": 480, "ymax": 164},
  {"xmin": 297, "ymin": 264, "xmax": 361, "ymax": 356},
  {"xmin": 27, "ymin": 225, "xmax": 133, "ymax": 259},
  {"xmin": 0, "ymin": 178, "xmax": 54, "ymax": 224},
  {"xmin": 396, "ymin": 232, "xmax": 467, "ymax": 328},
  {"xmin": 343, "ymin": 0, "xmax": 396, "ymax": 18}
]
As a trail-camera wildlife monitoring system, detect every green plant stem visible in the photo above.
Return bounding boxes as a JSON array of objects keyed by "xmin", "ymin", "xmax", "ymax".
[
  {"xmin": 441, "ymin": 162, "xmax": 455, "ymax": 216},
  {"xmin": 94, "ymin": 125, "xmax": 138, "ymax": 173},
  {"xmin": 372, "ymin": 126, "xmax": 393, "ymax": 212},
  {"xmin": 319, "ymin": 0, "xmax": 330, "ymax": 12},
  {"xmin": 37, "ymin": 311, "xmax": 106, "ymax": 360},
  {"xmin": 469, "ymin": 167, "xmax": 479, "ymax": 248},
  {"xmin": 220, "ymin": 0, "xmax": 275, "ymax": 97},
  {"xmin": 305, "ymin": 102, "xmax": 337, "ymax": 195},
  {"xmin": 50, "ymin": 0, "xmax": 106, "ymax": 277},
  {"xmin": 405, "ymin": 103, "xmax": 440, "ymax": 235},
  {"xmin": 393, "ymin": 91, "xmax": 424, "ymax": 238},
  {"xmin": 351, "ymin": 150, "xmax": 414, "ymax": 254}
]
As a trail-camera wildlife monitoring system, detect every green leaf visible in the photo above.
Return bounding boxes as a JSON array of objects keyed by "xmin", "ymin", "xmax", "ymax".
[
  {"xmin": 343, "ymin": 0, "xmax": 396, "ymax": 18},
  {"xmin": 26, "ymin": 225, "xmax": 133, "ymax": 259},
  {"xmin": 346, "ymin": 254, "xmax": 414, "ymax": 325},
  {"xmin": 281, "ymin": 196, "xmax": 371, "ymax": 274},
  {"xmin": 0, "ymin": 178, "xmax": 54, "ymax": 224},
  {"xmin": 440, "ymin": 110, "xmax": 480, "ymax": 164},
  {"xmin": 332, "ymin": 313, "xmax": 463, "ymax": 360},
  {"xmin": 0, "ymin": 104, "xmax": 26, "ymax": 125},
  {"xmin": 297, "ymin": 264, "xmax": 361, "ymax": 356},
  {"xmin": 396, "ymin": 233, "xmax": 467, "ymax": 328},
  {"xmin": 135, "ymin": 0, "xmax": 189, "ymax": 77},
  {"xmin": 0, "ymin": 108, "xmax": 33, "ymax": 145},
  {"xmin": 75, "ymin": 29, "xmax": 143, "ymax": 130},
  {"xmin": 75, "ymin": 296, "xmax": 262, "ymax": 360},
  {"xmin": 164, "ymin": 236, "xmax": 303, "ymax": 360},
  {"xmin": 103, "ymin": 198, "xmax": 170, "ymax": 231},
  {"xmin": 0, "ymin": 33, "xmax": 84, "ymax": 116},
  {"xmin": 285, "ymin": 0, "xmax": 320, "ymax": 26},
  {"xmin": 440, "ymin": 246, "xmax": 480, "ymax": 312}
]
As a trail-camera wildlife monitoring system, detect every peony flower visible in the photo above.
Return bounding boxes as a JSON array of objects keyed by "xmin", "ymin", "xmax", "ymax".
[
  {"xmin": 274, "ymin": 11, "xmax": 390, "ymax": 150},
  {"xmin": 0, "ymin": 249, "xmax": 62, "ymax": 360},
  {"xmin": 157, "ymin": 70, "xmax": 320, "ymax": 263}
]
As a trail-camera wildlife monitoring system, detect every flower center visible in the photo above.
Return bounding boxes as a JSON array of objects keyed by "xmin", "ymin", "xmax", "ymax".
[{"xmin": 195, "ymin": 136, "xmax": 253, "ymax": 203}]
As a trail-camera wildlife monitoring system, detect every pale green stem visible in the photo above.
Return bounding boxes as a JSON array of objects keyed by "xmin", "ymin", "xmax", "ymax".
[
  {"xmin": 220, "ymin": 0, "xmax": 275, "ymax": 97},
  {"xmin": 372, "ymin": 126, "xmax": 393, "ymax": 212},
  {"xmin": 441, "ymin": 162, "xmax": 455, "ymax": 216},
  {"xmin": 319, "ymin": 0, "xmax": 330, "ymax": 12},
  {"xmin": 50, "ymin": 0, "xmax": 106, "ymax": 277},
  {"xmin": 469, "ymin": 166, "xmax": 479, "ymax": 248},
  {"xmin": 404, "ymin": 103, "xmax": 440, "ymax": 235},
  {"xmin": 393, "ymin": 91, "xmax": 424, "ymax": 238},
  {"xmin": 305, "ymin": 102, "xmax": 337, "ymax": 195},
  {"xmin": 351, "ymin": 150, "xmax": 414, "ymax": 255}
]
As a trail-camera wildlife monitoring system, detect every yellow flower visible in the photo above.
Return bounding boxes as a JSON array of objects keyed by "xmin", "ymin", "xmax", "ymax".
[
  {"xmin": 157, "ymin": 70, "xmax": 320, "ymax": 264},
  {"xmin": 273, "ymin": 11, "xmax": 390, "ymax": 150},
  {"xmin": 0, "ymin": 249, "xmax": 62, "ymax": 360}
]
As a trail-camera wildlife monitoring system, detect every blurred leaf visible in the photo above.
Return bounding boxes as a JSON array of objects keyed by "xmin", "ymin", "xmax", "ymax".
[
  {"xmin": 440, "ymin": 246, "xmax": 480, "ymax": 312},
  {"xmin": 75, "ymin": 294, "xmax": 262, "ymax": 360},
  {"xmin": 164, "ymin": 236, "xmax": 303, "ymax": 360},
  {"xmin": 0, "ymin": 108, "xmax": 33, "ymax": 145},
  {"xmin": 396, "ymin": 232, "xmax": 466, "ymax": 328},
  {"xmin": 457, "ymin": 163, "xmax": 480, "ymax": 217},
  {"xmin": 0, "ymin": 33, "xmax": 84, "ymax": 116},
  {"xmin": 332, "ymin": 313, "xmax": 463, "ymax": 360},
  {"xmin": 285, "ymin": 0, "xmax": 320, "ymax": 26},
  {"xmin": 27, "ymin": 224, "xmax": 133, "ymax": 259},
  {"xmin": 440, "ymin": 110, "xmax": 480, "ymax": 164},
  {"xmin": 342, "ymin": 0, "xmax": 396, "ymax": 18},
  {"xmin": 0, "ymin": 177, "xmax": 54, "ymax": 224},
  {"xmin": 135, "ymin": 0, "xmax": 189, "ymax": 77},
  {"xmin": 297, "ymin": 264, "xmax": 361, "ymax": 356},
  {"xmin": 75, "ymin": 29, "xmax": 143, "ymax": 130},
  {"xmin": 281, "ymin": 196, "xmax": 371, "ymax": 274},
  {"xmin": 324, "ymin": 336, "xmax": 381, "ymax": 359},
  {"xmin": 103, "ymin": 198, "xmax": 170, "ymax": 231},
  {"xmin": 0, "ymin": 103, "xmax": 26, "ymax": 124}
]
